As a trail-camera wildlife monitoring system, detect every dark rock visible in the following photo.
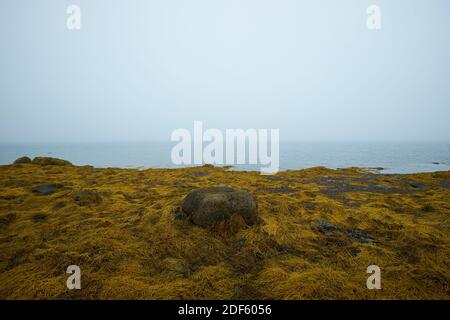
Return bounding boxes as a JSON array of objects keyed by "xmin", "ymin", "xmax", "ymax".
[
  {"xmin": 31, "ymin": 157, "xmax": 72, "ymax": 166},
  {"xmin": 313, "ymin": 220, "xmax": 375, "ymax": 243},
  {"xmin": 313, "ymin": 220, "xmax": 340, "ymax": 233},
  {"xmin": 174, "ymin": 211, "xmax": 185, "ymax": 220},
  {"xmin": 32, "ymin": 183, "xmax": 63, "ymax": 195},
  {"xmin": 265, "ymin": 176, "xmax": 284, "ymax": 181},
  {"xmin": 32, "ymin": 213, "xmax": 48, "ymax": 222},
  {"xmin": 263, "ymin": 187, "xmax": 297, "ymax": 194},
  {"xmin": 344, "ymin": 229, "xmax": 375, "ymax": 244},
  {"xmin": 406, "ymin": 181, "xmax": 426, "ymax": 189},
  {"xmin": 13, "ymin": 156, "xmax": 32, "ymax": 164},
  {"xmin": 235, "ymin": 239, "xmax": 245, "ymax": 251},
  {"xmin": 74, "ymin": 190, "xmax": 102, "ymax": 206},
  {"xmin": 53, "ymin": 201, "xmax": 67, "ymax": 210},
  {"xmin": 181, "ymin": 187, "xmax": 257, "ymax": 228}
]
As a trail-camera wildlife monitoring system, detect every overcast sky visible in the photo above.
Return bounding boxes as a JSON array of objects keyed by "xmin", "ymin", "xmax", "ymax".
[{"xmin": 0, "ymin": 0, "xmax": 449, "ymax": 143}]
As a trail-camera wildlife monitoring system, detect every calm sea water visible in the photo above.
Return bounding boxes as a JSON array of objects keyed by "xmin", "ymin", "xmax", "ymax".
[{"xmin": 0, "ymin": 142, "xmax": 449, "ymax": 174}]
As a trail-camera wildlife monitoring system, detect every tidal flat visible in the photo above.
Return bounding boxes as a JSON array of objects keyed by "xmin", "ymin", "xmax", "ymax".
[{"xmin": 0, "ymin": 160, "xmax": 449, "ymax": 299}]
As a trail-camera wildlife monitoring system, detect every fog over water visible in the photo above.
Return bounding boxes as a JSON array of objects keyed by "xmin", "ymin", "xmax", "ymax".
[{"xmin": 1, "ymin": 0, "xmax": 450, "ymax": 144}]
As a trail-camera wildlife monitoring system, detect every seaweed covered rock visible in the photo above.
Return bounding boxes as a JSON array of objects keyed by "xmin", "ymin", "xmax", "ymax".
[
  {"xmin": 31, "ymin": 157, "xmax": 72, "ymax": 166},
  {"xmin": 32, "ymin": 183, "xmax": 63, "ymax": 195},
  {"xmin": 13, "ymin": 156, "xmax": 32, "ymax": 164},
  {"xmin": 181, "ymin": 187, "xmax": 257, "ymax": 228},
  {"xmin": 75, "ymin": 190, "xmax": 102, "ymax": 206}
]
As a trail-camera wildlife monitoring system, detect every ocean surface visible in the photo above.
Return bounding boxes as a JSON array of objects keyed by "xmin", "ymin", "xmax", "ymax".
[{"xmin": 0, "ymin": 142, "xmax": 449, "ymax": 174}]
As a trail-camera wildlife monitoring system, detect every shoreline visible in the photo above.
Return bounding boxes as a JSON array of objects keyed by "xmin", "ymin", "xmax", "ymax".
[{"xmin": 4, "ymin": 162, "xmax": 450, "ymax": 176}]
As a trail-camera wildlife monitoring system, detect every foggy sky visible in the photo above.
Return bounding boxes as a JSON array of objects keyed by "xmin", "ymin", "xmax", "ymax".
[{"xmin": 1, "ymin": 0, "xmax": 449, "ymax": 143}]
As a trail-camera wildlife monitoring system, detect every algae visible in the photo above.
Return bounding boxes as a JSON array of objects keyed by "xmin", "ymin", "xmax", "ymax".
[{"xmin": 0, "ymin": 163, "xmax": 449, "ymax": 299}]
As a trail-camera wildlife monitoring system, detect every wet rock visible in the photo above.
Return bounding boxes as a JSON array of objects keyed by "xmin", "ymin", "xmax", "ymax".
[
  {"xmin": 174, "ymin": 211, "xmax": 185, "ymax": 220},
  {"xmin": 235, "ymin": 239, "xmax": 245, "ymax": 251},
  {"xmin": 181, "ymin": 187, "xmax": 257, "ymax": 228},
  {"xmin": 313, "ymin": 220, "xmax": 340, "ymax": 233},
  {"xmin": 406, "ymin": 181, "xmax": 426, "ymax": 189},
  {"xmin": 13, "ymin": 156, "xmax": 31, "ymax": 164},
  {"xmin": 32, "ymin": 183, "xmax": 63, "ymax": 195},
  {"xmin": 32, "ymin": 213, "xmax": 48, "ymax": 222},
  {"xmin": 265, "ymin": 176, "xmax": 284, "ymax": 181},
  {"xmin": 31, "ymin": 157, "xmax": 72, "ymax": 166},
  {"xmin": 344, "ymin": 229, "xmax": 375, "ymax": 243},
  {"xmin": 313, "ymin": 220, "xmax": 375, "ymax": 243},
  {"xmin": 53, "ymin": 201, "xmax": 67, "ymax": 210},
  {"xmin": 263, "ymin": 187, "xmax": 297, "ymax": 194},
  {"xmin": 74, "ymin": 190, "xmax": 102, "ymax": 206}
]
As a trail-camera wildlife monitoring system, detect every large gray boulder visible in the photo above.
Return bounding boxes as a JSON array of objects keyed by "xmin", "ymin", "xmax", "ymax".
[
  {"xmin": 13, "ymin": 156, "xmax": 32, "ymax": 164},
  {"xmin": 181, "ymin": 187, "xmax": 257, "ymax": 228},
  {"xmin": 31, "ymin": 157, "xmax": 72, "ymax": 166}
]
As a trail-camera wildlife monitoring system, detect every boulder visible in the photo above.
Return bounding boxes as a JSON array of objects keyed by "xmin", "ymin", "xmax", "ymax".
[
  {"xmin": 31, "ymin": 157, "xmax": 72, "ymax": 166},
  {"xmin": 181, "ymin": 187, "xmax": 257, "ymax": 228},
  {"xmin": 13, "ymin": 156, "xmax": 32, "ymax": 164},
  {"xmin": 32, "ymin": 183, "xmax": 63, "ymax": 195}
]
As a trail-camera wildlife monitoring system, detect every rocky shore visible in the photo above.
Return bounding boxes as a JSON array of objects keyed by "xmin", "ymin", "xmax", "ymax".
[{"xmin": 0, "ymin": 157, "xmax": 449, "ymax": 299}]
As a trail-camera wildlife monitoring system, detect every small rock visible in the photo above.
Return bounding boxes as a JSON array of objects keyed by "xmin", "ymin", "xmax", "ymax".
[
  {"xmin": 32, "ymin": 183, "xmax": 63, "ymax": 195},
  {"xmin": 313, "ymin": 220, "xmax": 340, "ymax": 233},
  {"xmin": 313, "ymin": 220, "xmax": 375, "ymax": 243},
  {"xmin": 407, "ymin": 182, "xmax": 426, "ymax": 189},
  {"xmin": 32, "ymin": 213, "xmax": 48, "ymax": 222},
  {"xmin": 74, "ymin": 190, "xmax": 102, "ymax": 206},
  {"xmin": 263, "ymin": 187, "xmax": 297, "ymax": 194},
  {"xmin": 235, "ymin": 239, "xmax": 245, "ymax": 251},
  {"xmin": 181, "ymin": 187, "xmax": 257, "ymax": 228},
  {"xmin": 31, "ymin": 157, "xmax": 72, "ymax": 166},
  {"xmin": 13, "ymin": 156, "xmax": 32, "ymax": 164},
  {"xmin": 174, "ymin": 211, "xmax": 185, "ymax": 220}
]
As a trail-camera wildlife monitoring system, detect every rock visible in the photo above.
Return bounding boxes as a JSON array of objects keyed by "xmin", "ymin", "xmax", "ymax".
[
  {"xmin": 74, "ymin": 190, "xmax": 102, "ymax": 206},
  {"xmin": 181, "ymin": 187, "xmax": 257, "ymax": 228},
  {"xmin": 32, "ymin": 183, "xmax": 63, "ymax": 195},
  {"xmin": 313, "ymin": 220, "xmax": 375, "ymax": 243},
  {"xmin": 31, "ymin": 157, "xmax": 72, "ymax": 166},
  {"xmin": 313, "ymin": 220, "xmax": 340, "ymax": 233},
  {"xmin": 235, "ymin": 239, "xmax": 245, "ymax": 251},
  {"xmin": 174, "ymin": 211, "xmax": 185, "ymax": 220},
  {"xmin": 13, "ymin": 156, "xmax": 31, "ymax": 164},
  {"xmin": 32, "ymin": 213, "xmax": 48, "ymax": 222},
  {"xmin": 263, "ymin": 187, "xmax": 297, "ymax": 194},
  {"xmin": 407, "ymin": 181, "xmax": 426, "ymax": 189}
]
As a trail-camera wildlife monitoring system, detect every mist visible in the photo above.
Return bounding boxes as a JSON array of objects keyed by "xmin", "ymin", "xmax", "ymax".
[{"xmin": 1, "ymin": 0, "xmax": 449, "ymax": 143}]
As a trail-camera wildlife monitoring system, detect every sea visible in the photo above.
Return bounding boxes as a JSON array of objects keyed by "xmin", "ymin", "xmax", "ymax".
[{"xmin": 0, "ymin": 141, "xmax": 449, "ymax": 174}]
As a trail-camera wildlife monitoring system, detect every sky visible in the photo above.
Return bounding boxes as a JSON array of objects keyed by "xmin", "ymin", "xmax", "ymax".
[{"xmin": 0, "ymin": 0, "xmax": 449, "ymax": 143}]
